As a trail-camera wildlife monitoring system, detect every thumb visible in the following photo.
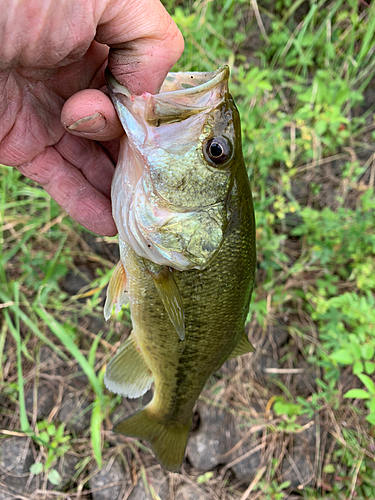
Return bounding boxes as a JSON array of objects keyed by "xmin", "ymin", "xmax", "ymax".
[{"xmin": 96, "ymin": 0, "xmax": 184, "ymax": 95}]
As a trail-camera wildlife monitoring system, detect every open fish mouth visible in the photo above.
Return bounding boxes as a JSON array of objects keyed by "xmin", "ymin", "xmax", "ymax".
[
  {"xmin": 106, "ymin": 66, "xmax": 234, "ymax": 271},
  {"xmin": 106, "ymin": 66, "xmax": 229, "ymax": 126}
]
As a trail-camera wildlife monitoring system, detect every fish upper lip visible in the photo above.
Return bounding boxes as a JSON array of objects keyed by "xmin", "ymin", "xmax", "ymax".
[
  {"xmin": 158, "ymin": 66, "xmax": 229, "ymax": 98},
  {"xmin": 105, "ymin": 66, "xmax": 230, "ymax": 100}
]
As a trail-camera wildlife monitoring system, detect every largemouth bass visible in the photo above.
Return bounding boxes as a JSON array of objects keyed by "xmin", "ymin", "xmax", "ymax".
[{"xmin": 103, "ymin": 66, "xmax": 256, "ymax": 471}]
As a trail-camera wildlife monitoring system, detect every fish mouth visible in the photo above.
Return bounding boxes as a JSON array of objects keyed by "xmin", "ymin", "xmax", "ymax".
[
  {"xmin": 105, "ymin": 65, "xmax": 229, "ymax": 99},
  {"xmin": 160, "ymin": 66, "xmax": 230, "ymax": 94},
  {"xmin": 105, "ymin": 66, "xmax": 229, "ymax": 127}
]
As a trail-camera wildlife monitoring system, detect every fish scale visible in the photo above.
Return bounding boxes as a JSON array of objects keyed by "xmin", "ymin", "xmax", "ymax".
[{"xmin": 103, "ymin": 66, "xmax": 256, "ymax": 471}]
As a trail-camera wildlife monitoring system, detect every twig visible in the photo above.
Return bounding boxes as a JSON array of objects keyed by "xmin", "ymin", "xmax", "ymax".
[
  {"xmin": 240, "ymin": 466, "xmax": 267, "ymax": 500},
  {"xmin": 219, "ymin": 419, "xmax": 282, "ymax": 459},
  {"xmin": 296, "ymin": 153, "xmax": 349, "ymax": 173},
  {"xmin": 0, "ymin": 301, "xmax": 15, "ymax": 309},
  {"xmin": 250, "ymin": 0, "xmax": 270, "ymax": 44},
  {"xmin": 263, "ymin": 368, "xmax": 305, "ymax": 374},
  {"xmin": 349, "ymin": 458, "xmax": 363, "ymax": 500},
  {"xmin": 222, "ymin": 437, "xmax": 270, "ymax": 473},
  {"xmin": 0, "ymin": 430, "xmax": 26, "ymax": 437}
]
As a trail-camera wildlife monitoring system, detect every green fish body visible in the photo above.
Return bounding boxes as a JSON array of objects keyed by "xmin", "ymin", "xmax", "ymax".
[{"xmin": 104, "ymin": 67, "xmax": 256, "ymax": 471}]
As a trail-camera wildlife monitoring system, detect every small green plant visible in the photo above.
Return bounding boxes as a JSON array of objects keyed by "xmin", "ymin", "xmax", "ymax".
[
  {"xmin": 30, "ymin": 422, "xmax": 71, "ymax": 485},
  {"xmin": 290, "ymin": 189, "xmax": 375, "ymax": 424},
  {"xmin": 1, "ymin": 0, "xmax": 375, "ymax": 496},
  {"xmin": 272, "ymin": 396, "xmax": 306, "ymax": 432},
  {"xmin": 253, "ymin": 478, "xmax": 291, "ymax": 500},
  {"xmin": 197, "ymin": 471, "xmax": 214, "ymax": 484}
]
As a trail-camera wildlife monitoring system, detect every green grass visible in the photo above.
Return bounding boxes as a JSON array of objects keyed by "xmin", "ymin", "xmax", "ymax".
[
  {"xmin": 0, "ymin": 167, "xmax": 120, "ymax": 485},
  {"xmin": 1, "ymin": 0, "xmax": 375, "ymax": 497}
]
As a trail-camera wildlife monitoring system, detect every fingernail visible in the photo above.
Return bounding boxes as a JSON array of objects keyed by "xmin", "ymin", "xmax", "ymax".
[{"xmin": 66, "ymin": 112, "xmax": 106, "ymax": 133}]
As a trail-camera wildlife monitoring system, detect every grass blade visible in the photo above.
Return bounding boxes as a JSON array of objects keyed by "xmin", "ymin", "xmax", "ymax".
[
  {"xmin": 0, "ymin": 231, "xmax": 35, "ymax": 268},
  {"xmin": 357, "ymin": 3, "xmax": 375, "ymax": 66},
  {"xmin": 3, "ymin": 307, "xmax": 30, "ymax": 433},
  {"xmin": 91, "ymin": 367, "xmax": 106, "ymax": 467},
  {"xmin": 34, "ymin": 305, "xmax": 105, "ymax": 405},
  {"xmin": 88, "ymin": 331, "xmax": 102, "ymax": 369},
  {"xmin": 0, "ymin": 290, "xmax": 69, "ymax": 361},
  {"xmin": 91, "ymin": 398, "xmax": 103, "ymax": 468}
]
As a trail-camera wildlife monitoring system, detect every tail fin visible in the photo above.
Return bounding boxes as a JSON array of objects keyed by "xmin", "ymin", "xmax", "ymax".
[{"xmin": 114, "ymin": 406, "xmax": 191, "ymax": 472}]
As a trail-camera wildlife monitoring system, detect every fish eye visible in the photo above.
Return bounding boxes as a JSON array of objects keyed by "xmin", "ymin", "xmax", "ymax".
[{"xmin": 205, "ymin": 136, "xmax": 232, "ymax": 165}]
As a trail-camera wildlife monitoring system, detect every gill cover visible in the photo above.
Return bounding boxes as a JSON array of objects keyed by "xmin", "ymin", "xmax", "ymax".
[{"xmin": 106, "ymin": 66, "xmax": 233, "ymax": 271}]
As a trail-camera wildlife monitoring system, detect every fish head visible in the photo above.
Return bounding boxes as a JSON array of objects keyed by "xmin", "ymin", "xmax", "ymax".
[{"xmin": 107, "ymin": 66, "xmax": 243, "ymax": 270}]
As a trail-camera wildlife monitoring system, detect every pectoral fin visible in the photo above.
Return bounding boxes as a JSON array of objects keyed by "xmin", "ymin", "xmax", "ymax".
[
  {"xmin": 228, "ymin": 331, "xmax": 255, "ymax": 359},
  {"xmin": 104, "ymin": 260, "xmax": 128, "ymax": 321},
  {"xmin": 104, "ymin": 332, "xmax": 153, "ymax": 398},
  {"xmin": 150, "ymin": 266, "xmax": 185, "ymax": 341}
]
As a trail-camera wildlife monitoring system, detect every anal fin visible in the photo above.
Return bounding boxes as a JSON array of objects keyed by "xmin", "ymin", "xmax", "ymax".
[
  {"xmin": 104, "ymin": 332, "xmax": 153, "ymax": 398},
  {"xmin": 228, "ymin": 331, "xmax": 255, "ymax": 359},
  {"xmin": 150, "ymin": 266, "xmax": 185, "ymax": 341},
  {"xmin": 104, "ymin": 260, "xmax": 128, "ymax": 321}
]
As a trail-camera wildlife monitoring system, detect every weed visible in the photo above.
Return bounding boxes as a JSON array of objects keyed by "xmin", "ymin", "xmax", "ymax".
[
  {"xmin": 1, "ymin": 0, "xmax": 375, "ymax": 496},
  {"xmin": 30, "ymin": 422, "xmax": 71, "ymax": 485}
]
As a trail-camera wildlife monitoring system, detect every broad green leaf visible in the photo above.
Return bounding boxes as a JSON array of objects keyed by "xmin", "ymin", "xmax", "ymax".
[
  {"xmin": 273, "ymin": 399, "xmax": 302, "ymax": 417},
  {"xmin": 369, "ymin": 398, "xmax": 375, "ymax": 413},
  {"xmin": 330, "ymin": 349, "xmax": 353, "ymax": 365},
  {"xmin": 357, "ymin": 373, "xmax": 375, "ymax": 395},
  {"xmin": 315, "ymin": 120, "xmax": 327, "ymax": 135},
  {"xmin": 30, "ymin": 463, "xmax": 43, "ymax": 475},
  {"xmin": 353, "ymin": 361, "xmax": 363, "ymax": 375},
  {"xmin": 365, "ymin": 362, "xmax": 375, "ymax": 375},
  {"xmin": 278, "ymin": 481, "xmax": 291, "ymax": 489},
  {"xmin": 55, "ymin": 424, "xmax": 65, "ymax": 440},
  {"xmin": 361, "ymin": 344, "xmax": 375, "ymax": 360},
  {"xmin": 47, "ymin": 424, "xmax": 56, "ymax": 436},
  {"xmin": 366, "ymin": 412, "xmax": 375, "ymax": 426},
  {"xmin": 47, "ymin": 469, "xmax": 62, "ymax": 485},
  {"xmin": 39, "ymin": 431, "xmax": 50, "ymax": 443},
  {"xmin": 344, "ymin": 389, "xmax": 370, "ymax": 399}
]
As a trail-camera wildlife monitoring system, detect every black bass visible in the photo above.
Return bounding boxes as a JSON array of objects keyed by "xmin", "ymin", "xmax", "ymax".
[{"xmin": 104, "ymin": 66, "xmax": 256, "ymax": 471}]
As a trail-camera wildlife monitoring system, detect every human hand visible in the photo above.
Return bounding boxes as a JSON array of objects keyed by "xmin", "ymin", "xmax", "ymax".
[{"xmin": 0, "ymin": 0, "xmax": 184, "ymax": 235}]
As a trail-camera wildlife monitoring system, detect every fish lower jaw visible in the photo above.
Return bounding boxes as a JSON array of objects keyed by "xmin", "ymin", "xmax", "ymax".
[{"xmin": 119, "ymin": 234, "xmax": 208, "ymax": 272}]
